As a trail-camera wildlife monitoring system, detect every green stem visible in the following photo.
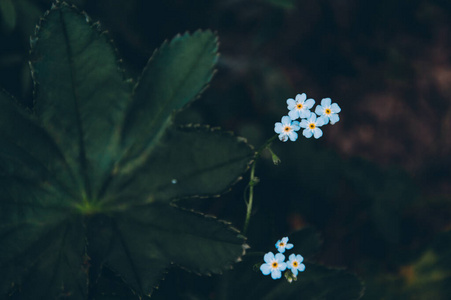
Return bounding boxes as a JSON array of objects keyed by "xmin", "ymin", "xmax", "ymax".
[
  {"xmin": 243, "ymin": 162, "xmax": 256, "ymax": 235},
  {"xmin": 243, "ymin": 134, "xmax": 278, "ymax": 235}
]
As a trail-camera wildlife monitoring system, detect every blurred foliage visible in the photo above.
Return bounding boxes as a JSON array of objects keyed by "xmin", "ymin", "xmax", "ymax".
[{"xmin": 1, "ymin": 0, "xmax": 451, "ymax": 299}]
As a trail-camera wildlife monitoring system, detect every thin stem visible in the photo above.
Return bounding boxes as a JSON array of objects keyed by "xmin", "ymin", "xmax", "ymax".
[
  {"xmin": 243, "ymin": 162, "xmax": 257, "ymax": 235},
  {"xmin": 243, "ymin": 134, "xmax": 278, "ymax": 235}
]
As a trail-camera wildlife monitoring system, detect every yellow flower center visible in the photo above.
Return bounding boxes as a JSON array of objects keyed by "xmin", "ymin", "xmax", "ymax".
[
  {"xmin": 293, "ymin": 261, "xmax": 298, "ymax": 267},
  {"xmin": 283, "ymin": 126, "xmax": 291, "ymax": 132},
  {"xmin": 309, "ymin": 123, "xmax": 316, "ymax": 129},
  {"xmin": 296, "ymin": 103, "xmax": 303, "ymax": 109},
  {"xmin": 272, "ymin": 262, "xmax": 278, "ymax": 268},
  {"xmin": 279, "ymin": 242, "xmax": 285, "ymax": 247},
  {"xmin": 325, "ymin": 108, "xmax": 331, "ymax": 115}
]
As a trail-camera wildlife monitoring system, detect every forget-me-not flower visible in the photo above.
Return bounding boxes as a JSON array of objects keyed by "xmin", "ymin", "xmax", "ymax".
[
  {"xmin": 315, "ymin": 98, "xmax": 341, "ymax": 125},
  {"xmin": 260, "ymin": 252, "xmax": 287, "ymax": 279},
  {"xmin": 300, "ymin": 112, "xmax": 325, "ymax": 139},
  {"xmin": 286, "ymin": 253, "xmax": 306, "ymax": 276},
  {"xmin": 274, "ymin": 116, "xmax": 300, "ymax": 142},
  {"xmin": 275, "ymin": 237, "xmax": 293, "ymax": 253},
  {"xmin": 287, "ymin": 93, "xmax": 315, "ymax": 120}
]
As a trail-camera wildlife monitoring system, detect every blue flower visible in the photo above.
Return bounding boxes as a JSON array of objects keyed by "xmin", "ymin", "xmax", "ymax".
[
  {"xmin": 274, "ymin": 116, "xmax": 301, "ymax": 142},
  {"xmin": 287, "ymin": 93, "xmax": 315, "ymax": 120},
  {"xmin": 315, "ymin": 98, "xmax": 341, "ymax": 125},
  {"xmin": 275, "ymin": 237, "xmax": 294, "ymax": 253},
  {"xmin": 300, "ymin": 112, "xmax": 325, "ymax": 139},
  {"xmin": 287, "ymin": 253, "xmax": 306, "ymax": 276},
  {"xmin": 260, "ymin": 252, "xmax": 287, "ymax": 280}
]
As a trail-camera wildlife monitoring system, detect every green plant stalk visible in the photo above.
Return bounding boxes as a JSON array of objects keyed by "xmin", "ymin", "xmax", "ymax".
[{"xmin": 243, "ymin": 134, "xmax": 278, "ymax": 235}]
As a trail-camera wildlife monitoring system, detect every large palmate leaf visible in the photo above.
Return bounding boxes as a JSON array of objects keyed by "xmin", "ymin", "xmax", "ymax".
[{"xmin": 0, "ymin": 2, "xmax": 253, "ymax": 299}]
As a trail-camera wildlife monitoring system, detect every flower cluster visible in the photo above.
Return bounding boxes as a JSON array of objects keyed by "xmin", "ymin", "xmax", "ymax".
[
  {"xmin": 260, "ymin": 237, "xmax": 305, "ymax": 281},
  {"xmin": 274, "ymin": 93, "xmax": 341, "ymax": 142}
]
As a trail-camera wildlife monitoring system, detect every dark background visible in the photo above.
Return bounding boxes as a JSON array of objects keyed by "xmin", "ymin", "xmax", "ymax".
[{"xmin": 1, "ymin": 0, "xmax": 451, "ymax": 299}]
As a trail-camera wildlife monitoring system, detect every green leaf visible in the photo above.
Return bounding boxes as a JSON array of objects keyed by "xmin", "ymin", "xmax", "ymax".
[
  {"xmin": 105, "ymin": 125, "xmax": 254, "ymax": 205},
  {"xmin": 0, "ymin": 92, "xmax": 87, "ymax": 299},
  {"xmin": 88, "ymin": 203, "xmax": 246, "ymax": 297},
  {"xmin": 1, "ymin": 3, "xmax": 253, "ymax": 299},
  {"xmin": 93, "ymin": 125, "xmax": 253, "ymax": 295},
  {"xmin": 0, "ymin": 89, "xmax": 77, "ymax": 197},
  {"xmin": 30, "ymin": 2, "xmax": 131, "ymax": 199},
  {"xmin": 119, "ymin": 30, "xmax": 218, "ymax": 171},
  {"xmin": 0, "ymin": 177, "xmax": 87, "ymax": 299}
]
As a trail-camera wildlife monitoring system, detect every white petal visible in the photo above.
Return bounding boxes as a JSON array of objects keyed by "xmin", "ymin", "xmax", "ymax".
[
  {"xmin": 275, "ymin": 253, "xmax": 285, "ymax": 262},
  {"xmin": 298, "ymin": 263, "xmax": 306, "ymax": 272},
  {"xmin": 260, "ymin": 263, "xmax": 271, "ymax": 275},
  {"xmin": 271, "ymin": 269, "xmax": 282, "ymax": 279},
  {"xmin": 287, "ymin": 98, "xmax": 296, "ymax": 109},
  {"xmin": 278, "ymin": 262, "xmax": 287, "ymax": 271},
  {"xmin": 278, "ymin": 133, "xmax": 288, "ymax": 142},
  {"xmin": 299, "ymin": 120, "xmax": 309, "ymax": 128},
  {"xmin": 330, "ymin": 114, "xmax": 339, "ymax": 124},
  {"xmin": 313, "ymin": 128, "xmax": 323, "ymax": 139},
  {"xmin": 288, "ymin": 110, "xmax": 299, "ymax": 120},
  {"xmin": 303, "ymin": 128, "xmax": 313, "ymax": 138},
  {"xmin": 321, "ymin": 98, "xmax": 331, "ymax": 106},
  {"xmin": 264, "ymin": 252, "xmax": 275, "ymax": 263},
  {"xmin": 281, "ymin": 116, "xmax": 291, "ymax": 125},
  {"xmin": 308, "ymin": 112, "xmax": 317, "ymax": 122},
  {"xmin": 299, "ymin": 109, "xmax": 311, "ymax": 119},
  {"xmin": 305, "ymin": 98, "xmax": 315, "ymax": 109},
  {"xmin": 316, "ymin": 116, "xmax": 326, "ymax": 126},
  {"xmin": 331, "ymin": 103, "xmax": 341, "ymax": 113},
  {"xmin": 274, "ymin": 123, "xmax": 283, "ymax": 133},
  {"xmin": 315, "ymin": 105, "xmax": 324, "ymax": 115},
  {"xmin": 295, "ymin": 93, "xmax": 307, "ymax": 102}
]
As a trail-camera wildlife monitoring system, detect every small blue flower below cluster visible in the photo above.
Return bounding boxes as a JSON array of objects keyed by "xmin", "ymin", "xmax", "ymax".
[
  {"xmin": 275, "ymin": 237, "xmax": 293, "ymax": 253},
  {"xmin": 260, "ymin": 252, "xmax": 287, "ymax": 280},
  {"xmin": 287, "ymin": 253, "xmax": 306, "ymax": 276},
  {"xmin": 260, "ymin": 236, "xmax": 306, "ymax": 281}
]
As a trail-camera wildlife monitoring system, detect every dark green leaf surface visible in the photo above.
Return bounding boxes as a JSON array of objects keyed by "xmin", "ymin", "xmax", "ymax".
[
  {"xmin": 0, "ymin": 177, "xmax": 87, "ymax": 299},
  {"xmin": 0, "ymin": 90, "xmax": 77, "ymax": 194},
  {"xmin": 0, "ymin": 90, "xmax": 87, "ymax": 299},
  {"xmin": 89, "ymin": 204, "xmax": 246, "ymax": 296},
  {"xmin": 30, "ymin": 3, "xmax": 131, "ymax": 199},
  {"xmin": 0, "ymin": 2, "xmax": 252, "ymax": 299},
  {"xmin": 105, "ymin": 125, "xmax": 254, "ymax": 205},
  {"xmin": 120, "ymin": 30, "xmax": 218, "ymax": 172}
]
